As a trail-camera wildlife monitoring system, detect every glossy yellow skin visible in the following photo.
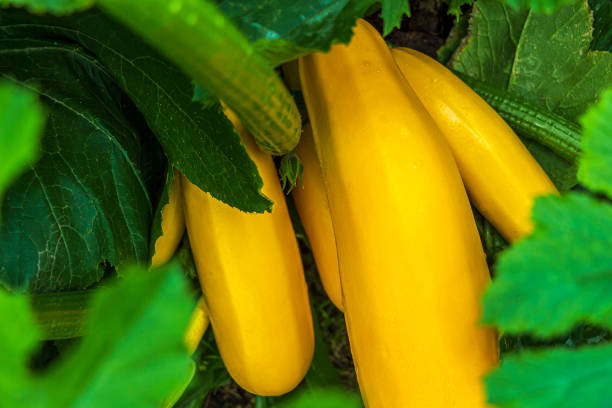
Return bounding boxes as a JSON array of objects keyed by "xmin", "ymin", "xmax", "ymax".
[
  {"xmin": 184, "ymin": 296, "xmax": 209, "ymax": 354},
  {"xmin": 151, "ymin": 169, "xmax": 185, "ymax": 268},
  {"xmin": 392, "ymin": 48, "xmax": 558, "ymax": 241},
  {"xmin": 299, "ymin": 19, "xmax": 498, "ymax": 407},
  {"xmin": 181, "ymin": 110, "xmax": 314, "ymax": 396},
  {"xmin": 292, "ymin": 124, "xmax": 343, "ymax": 311}
]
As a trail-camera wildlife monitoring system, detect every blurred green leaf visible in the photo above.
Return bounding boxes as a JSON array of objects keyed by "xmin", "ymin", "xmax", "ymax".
[
  {"xmin": 42, "ymin": 264, "xmax": 194, "ymax": 407},
  {"xmin": 0, "ymin": 263, "xmax": 194, "ymax": 407},
  {"xmin": 0, "ymin": 82, "xmax": 45, "ymax": 203},
  {"xmin": 0, "ymin": 290, "xmax": 41, "ymax": 406},
  {"xmin": 482, "ymin": 193, "xmax": 612, "ymax": 337},
  {"xmin": 273, "ymin": 388, "xmax": 361, "ymax": 408},
  {"xmin": 486, "ymin": 344, "xmax": 612, "ymax": 408},
  {"xmin": 0, "ymin": 0, "xmax": 92, "ymax": 14},
  {"xmin": 578, "ymin": 88, "xmax": 612, "ymax": 197},
  {"xmin": 501, "ymin": 0, "xmax": 575, "ymax": 12}
]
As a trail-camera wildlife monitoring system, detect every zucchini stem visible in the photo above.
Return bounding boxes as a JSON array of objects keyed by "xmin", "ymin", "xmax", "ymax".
[{"xmin": 97, "ymin": 0, "xmax": 301, "ymax": 155}]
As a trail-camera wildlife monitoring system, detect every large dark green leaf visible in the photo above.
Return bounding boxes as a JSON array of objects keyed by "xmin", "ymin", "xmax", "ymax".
[
  {"xmin": 0, "ymin": 39, "xmax": 152, "ymax": 292},
  {"xmin": 219, "ymin": 0, "xmax": 410, "ymax": 67},
  {"xmin": 219, "ymin": 0, "xmax": 373, "ymax": 67},
  {"xmin": 450, "ymin": 0, "xmax": 612, "ymax": 191},
  {"xmin": 0, "ymin": 8, "xmax": 272, "ymax": 213}
]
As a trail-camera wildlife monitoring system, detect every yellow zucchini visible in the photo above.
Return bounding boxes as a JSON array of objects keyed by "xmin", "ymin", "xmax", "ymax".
[
  {"xmin": 151, "ymin": 169, "xmax": 185, "ymax": 268},
  {"xmin": 184, "ymin": 296, "xmax": 209, "ymax": 355},
  {"xmin": 299, "ymin": 19, "xmax": 497, "ymax": 407},
  {"xmin": 392, "ymin": 48, "xmax": 558, "ymax": 241},
  {"xmin": 181, "ymin": 110, "xmax": 314, "ymax": 396},
  {"xmin": 292, "ymin": 124, "xmax": 343, "ymax": 311}
]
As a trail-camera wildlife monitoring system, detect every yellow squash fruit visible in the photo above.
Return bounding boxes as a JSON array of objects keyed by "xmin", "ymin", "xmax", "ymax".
[
  {"xmin": 299, "ymin": 19, "xmax": 498, "ymax": 407},
  {"xmin": 151, "ymin": 169, "xmax": 185, "ymax": 268},
  {"xmin": 392, "ymin": 48, "xmax": 558, "ymax": 241},
  {"xmin": 181, "ymin": 110, "xmax": 314, "ymax": 396},
  {"xmin": 292, "ymin": 124, "xmax": 343, "ymax": 311},
  {"xmin": 184, "ymin": 296, "xmax": 209, "ymax": 355}
]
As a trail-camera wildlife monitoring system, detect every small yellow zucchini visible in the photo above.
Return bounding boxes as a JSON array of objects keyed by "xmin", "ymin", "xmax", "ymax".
[
  {"xmin": 151, "ymin": 169, "xmax": 185, "ymax": 268},
  {"xmin": 292, "ymin": 124, "xmax": 343, "ymax": 311},
  {"xmin": 392, "ymin": 48, "xmax": 558, "ymax": 241},
  {"xmin": 181, "ymin": 110, "xmax": 314, "ymax": 396},
  {"xmin": 299, "ymin": 19, "xmax": 497, "ymax": 407},
  {"xmin": 184, "ymin": 296, "xmax": 209, "ymax": 355}
]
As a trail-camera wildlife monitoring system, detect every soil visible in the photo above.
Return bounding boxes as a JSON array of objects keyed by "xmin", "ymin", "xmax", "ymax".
[{"xmin": 205, "ymin": 2, "xmax": 456, "ymax": 406}]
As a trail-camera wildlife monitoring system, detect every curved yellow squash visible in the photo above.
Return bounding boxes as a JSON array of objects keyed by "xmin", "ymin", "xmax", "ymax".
[
  {"xmin": 181, "ymin": 110, "xmax": 314, "ymax": 396},
  {"xmin": 392, "ymin": 48, "xmax": 558, "ymax": 241},
  {"xmin": 299, "ymin": 19, "xmax": 498, "ymax": 407},
  {"xmin": 151, "ymin": 169, "xmax": 185, "ymax": 268},
  {"xmin": 292, "ymin": 124, "xmax": 343, "ymax": 311}
]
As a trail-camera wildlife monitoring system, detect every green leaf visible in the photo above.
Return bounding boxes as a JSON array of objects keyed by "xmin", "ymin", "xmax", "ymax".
[
  {"xmin": 220, "ymin": 0, "xmax": 409, "ymax": 66},
  {"xmin": 0, "ymin": 82, "xmax": 45, "ymax": 203},
  {"xmin": 0, "ymin": 0, "xmax": 92, "ymax": 14},
  {"xmin": 444, "ymin": 0, "xmax": 473, "ymax": 18},
  {"xmin": 482, "ymin": 193, "xmax": 612, "ymax": 337},
  {"xmin": 502, "ymin": 0, "xmax": 575, "ymax": 13},
  {"xmin": 1, "ymin": 8, "xmax": 272, "ymax": 212},
  {"xmin": 174, "ymin": 330, "xmax": 230, "ymax": 408},
  {"xmin": 273, "ymin": 388, "xmax": 361, "ymax": 408},
  {"xmin": 0, "ymin": 290, "xmax": 41, "ymax": 406},
  {"xmin": 218, "ymin": 0, "xmax": 374, "ymax": 67},
  {"xmin": 0, "ymin": 263, "xmax": 194, "ymax": 407},
  {"xmin": 486, "ymin": 344, "xmax": 612, "ymax": 408},
  {"xmin": 380, "ymin": 0, "xmax": 411, "ymax": 35},
  {"xmin": 43, "ymin": 263, "xmax": 194, "ymax": 407},
  {"xmin": 451, "ymin": 0, "xmax": 612, "ymax": 190},
  {"xmin": 578, "ymin": 87, "xmax": 612, "ymax": 197},
  {"xmin": 0, "ymin": 41, "xmax": 152, "ymax": 292},
  {"xmin": 437, "ymin": 13, "xmax": 469, "ymax": 62},
  {"xmin": 589, "ymin": 0, "xmax": 612, "ymax": 51}
]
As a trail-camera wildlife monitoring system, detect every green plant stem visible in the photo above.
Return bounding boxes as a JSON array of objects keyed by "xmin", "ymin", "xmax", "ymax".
[
  {"xmin": 29, "ymin": 290, "xmax": 92, "ymax": 340},
  {"xmin": 97, "ymin": 0, "xmax": 301, "ymax": 155},
  {"xmin": 455, "ymin": 71, "xmax": 582, "ymax": 163}
]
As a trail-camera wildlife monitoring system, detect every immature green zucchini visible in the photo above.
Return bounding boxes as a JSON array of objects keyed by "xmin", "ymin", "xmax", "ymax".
[
  {"xmin": 97, "ymin": 0, "xmax": 301, "ymax": 155},
  {"xmin": 454, "ymin": 71, "xmax": 581, "ymax": 163}
]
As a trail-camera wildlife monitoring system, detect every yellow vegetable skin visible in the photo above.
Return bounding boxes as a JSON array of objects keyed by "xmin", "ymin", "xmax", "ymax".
[
  {"xmin": 292, "ymin": 124, "xmax": 343, "ymax": 311},
  {"xmin": 181, "ymin": 110, "xmax": 314, "ymax": 396},
  {"xmin": 392, "ymin": 48, "xmax": 558, "ymax": 241},
  {"xmin": 184, "ymin": 296, "xmax": 209, "ymax": 355},
  {"xmin": 151, "ymin": 169, "xmax": 185, "ymax": 268},
  {"xmin": 299, "ymin": 19, "xmax": 498, "ymax": 407}
]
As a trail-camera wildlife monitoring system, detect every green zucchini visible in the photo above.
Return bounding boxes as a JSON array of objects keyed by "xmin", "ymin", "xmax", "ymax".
[
  {"xmin": 97, "ymin": 0, "xmax": 301, "ymax": 155},
  {"xmin": 455, "ymin": 71, "xmax": 581, "ymax": 163}
]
